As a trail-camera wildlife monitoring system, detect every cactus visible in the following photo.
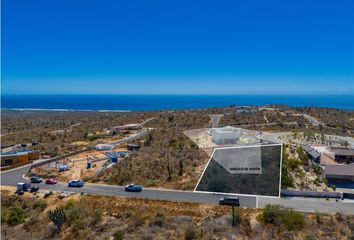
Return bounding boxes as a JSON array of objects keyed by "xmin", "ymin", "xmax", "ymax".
[{"xmin": 48, "ymin": 207, "xmax": 66, "ymax": 233}]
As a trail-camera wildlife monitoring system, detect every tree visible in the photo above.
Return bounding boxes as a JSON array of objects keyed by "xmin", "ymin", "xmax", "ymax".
[
  {"xmin": 165, "ymin": 152, "xmax": 174, "ymax": 180},
  {"xmin": 48, "ymin": 207, "xmax": 66, "ymax": 233}
]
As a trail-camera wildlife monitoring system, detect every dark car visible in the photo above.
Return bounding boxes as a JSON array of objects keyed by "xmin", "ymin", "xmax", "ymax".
[
  {"xmin": 30, "ymin": 186, "xmax": 39, "ymax": 193},
  {"xmin": 219, "ymin": 196, "xmax": 240, "ymax": 206},
  {"xmin": 30, "ymin": 176, "xmax": 43, "ymax": 183},
  {"xmin": 17, "ymin": 189, "xmax": 25, "ymax": 195},
  {"xmin": 68, "ymin": 180, "xmax": 84, "ymax": 188},
  {"xmin": 125, "ymin": 184, "xmax": 143, "ymax": 192}
]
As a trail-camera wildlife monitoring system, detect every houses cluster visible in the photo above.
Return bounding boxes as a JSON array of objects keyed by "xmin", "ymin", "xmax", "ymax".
[
  {"xmin": 0, "ymin": 149, "xmax": 41, "ymax": 167},
  {"xmin": 303, "ymin": 145, "xmax": 354, "ymax": 185}
]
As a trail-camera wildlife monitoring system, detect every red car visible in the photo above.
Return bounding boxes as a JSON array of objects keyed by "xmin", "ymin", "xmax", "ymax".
[{"xmin": 45, "ymin": 178, "xmax": 57, "ymax": 185}]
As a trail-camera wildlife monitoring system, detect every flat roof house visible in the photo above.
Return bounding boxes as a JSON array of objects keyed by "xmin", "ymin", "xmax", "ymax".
[
  {"xmin": 0, "ymin": 149, "xmax": 41, "ymax": 167},
  {"xmin": 330, "ymin": 147, "xmax": 354, "ymax": 164},
  {"xmin": 323, "ymin": 164, "xmax": 354, "ymax": 182}
]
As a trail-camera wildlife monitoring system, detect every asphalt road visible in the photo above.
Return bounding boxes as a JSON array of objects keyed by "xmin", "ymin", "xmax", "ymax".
[
  {"xmin": 2, "ymin": 165, "xmax": 354, "ymax": 213},
  {"xmin": 0, "ymin": 165, "xmax": 257, "ymax": 208},
  {"xmin": 109, "ymin": 128, "xmax": 150, "ymax": 145},
  {"xmin": 209, "ymin": 114, "xmax": 223, "ymax": 127}
]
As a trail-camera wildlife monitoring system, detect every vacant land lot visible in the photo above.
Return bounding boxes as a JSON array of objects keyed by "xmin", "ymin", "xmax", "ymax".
[{"xmin": 1, "ymin": 187, "xmax": 353, "ymax": 240}]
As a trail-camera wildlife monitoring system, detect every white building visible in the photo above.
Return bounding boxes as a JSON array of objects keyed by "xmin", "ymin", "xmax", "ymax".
[
  {"xmin": 95, "ymin": 144, "xmax": 114, "ymax": 150},
  {"xmin": 211, "ymin": 126, "xmax": 241, "ymax": 144}
]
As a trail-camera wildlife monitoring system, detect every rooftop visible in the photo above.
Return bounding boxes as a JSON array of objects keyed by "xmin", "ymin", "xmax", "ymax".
[
  {"xmin": 330, "ymin": 147, "xmax": 354, "ymax": 156},
  {"xmin": 325, "ymin": 164, "xmax": 354, "ymax": 176}
]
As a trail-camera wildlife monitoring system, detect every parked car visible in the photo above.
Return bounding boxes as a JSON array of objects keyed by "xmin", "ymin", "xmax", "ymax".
[
  {"xmin": 59, "ymin": 165, "xmax": 70, "ymax": 172},
  {"xmin": 30, "ymin": 185, "xmax": 39, "ymax": 193},
  {"xmin": 45, "ymin": 178, "xmax": 57, "ymax": 185},
  {"xmin": 68, "ymin": 180, "xmax": 84, "ymax": 188},
  {"xmin": 17, "ymin": 189, "xmax": 25, "ymax": 195},
  {"xmin": 125, "ymin": 184, "xmax": 143, "ymax": 192},
  {"xmin": 30, "ymin": 176, "xmax": 43, "ymax": 183},
  {"xmin": 219, "ymin": 196, "xmax": 240, "ymax": 206},
  {"xmin": 16, "ymin": 182, "xmax": 31, "ymax": 192}
]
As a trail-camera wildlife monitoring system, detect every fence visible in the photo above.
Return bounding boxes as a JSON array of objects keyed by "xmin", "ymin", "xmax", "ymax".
[
  {"xmin": 29, "ymin": 148, "xmax": 91, "ymax": 170},
  {"xmin": 281, "ymin": 189, "xmax": 342, "ymax": 199}
]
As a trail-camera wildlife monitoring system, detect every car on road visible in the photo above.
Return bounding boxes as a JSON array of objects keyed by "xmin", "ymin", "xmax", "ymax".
[
  {"xmin": 125, "ymin": 184, "xmax": 143, "ymax": 192},
  {"xmin": 45, "ymin": 178, "xmax": 57, "ymax": 185},
  {"xmin": 30, "ymin": 176, "xmax": 43, "ymax": 183},
  {"xmin": 68, "ymin": 180, "xmax": 84, "ymax": 188},
  {"xmin": 219, "ymin": 196, "xmax": 240, "ymax": 206}
]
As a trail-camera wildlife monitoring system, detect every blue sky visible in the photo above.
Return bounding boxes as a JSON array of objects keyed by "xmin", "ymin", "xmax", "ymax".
[{"xmin": 2, "ymin": 0, "xmax": 354, "ymax": 94}]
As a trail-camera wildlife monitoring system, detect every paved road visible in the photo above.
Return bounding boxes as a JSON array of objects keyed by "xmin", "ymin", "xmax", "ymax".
[
  {"xmin": 109, "ymin": 128, "xmax": 150, "ymax": 145},
  {"xmin": 300, "ymin": 114, "xmax": 321, "ymax": 127},
  {"xmin": 259, "ymin": 196, "xmax": 354, "ymax": 214},
  {"xmin": 209, "ymin": 114, "xmax": 224, "ymax": 127},
  {"xmin": 0, "ymin": 165, "xmax": 257, "ymax": 208},
  {"xmin": 2, "ymin": 164, "xmax": 354, "ymax": 213}
]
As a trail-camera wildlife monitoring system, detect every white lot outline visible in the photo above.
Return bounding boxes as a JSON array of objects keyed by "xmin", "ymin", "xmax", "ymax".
[{"xmin": 194, "ymin": 143, "xmax": 283, "ymax": 198}]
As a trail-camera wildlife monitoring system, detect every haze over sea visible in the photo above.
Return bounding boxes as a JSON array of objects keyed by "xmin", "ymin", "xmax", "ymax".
[{"xmin": 2, "ymin": 94, "xmax": 354, "ymax": 111}]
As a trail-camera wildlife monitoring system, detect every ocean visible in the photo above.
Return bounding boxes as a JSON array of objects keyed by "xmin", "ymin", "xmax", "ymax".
[{"xmin": 1, "ymin": 94, "xmax": 354, "ymax": 111}]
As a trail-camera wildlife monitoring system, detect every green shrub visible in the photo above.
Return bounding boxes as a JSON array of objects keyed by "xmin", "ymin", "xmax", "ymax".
[
  {"xmin": 33, "ymin": 199, "xmax": 47, "ymax": 210},
  {"xmin": 262, "ymin": 205, "xmax": 305, "ymax": 230},
  {"xmin": 113, "ymin": 230, "xmax": 125, "ymax": 240},
  {"xmin": 8, "ymin": 206, "xmax": 26, "ymax": 226},
  {"xmin": 112, "ymin": 169, "xmax": 132, "ymax": 185},
  {"xmin": 92, "ymin": 208, "xmax": 103, "ymax": 225},
  {"xmin": 262, "ymin": 204, "xmax": 283, "ymax": 225},
  {"xmin": 232, "ymin": 207, "xmax": 242, "ymax": 226},
  {"xmin": 65, "ymin": 202, "xmax": 89, "ymax": 231},
  {"xmin": 312, "ymin": 164, "xmax": 322, "ymax": 175},
  {"xmin": 145, "ymin": 179, "xmax": 160, "ymax": 187},
  {"xmin": 296, "ymin": 147, "xmax": 308, "ymax": 164},
  {"xmin": 1, "ymin": 208, "xmax": 10, "ymax": 223},
  {"xmin": 282, "ymin": 209, "xmax": 305, "ymax": 230}
]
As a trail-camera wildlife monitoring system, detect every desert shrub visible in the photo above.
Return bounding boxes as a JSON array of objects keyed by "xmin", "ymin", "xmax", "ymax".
[
  {"xmin": 316, "ymin": 212, "xmax": 323, "ymax": 224},
  {"xmin": 145, "ymin": 179, "xmax": 160, "ymax": 187},
  {"xmin": 65, "ymin": 202, "xmax": 89, "ymax": 230},
  {"xmin": 113, "ymin": 230, "xmax": 125, "ymax": 240},
  {"xmin": 33, "ymin": 199, "xmax": 47, "ymax": 210},
  {"xmin": 336, "ymin": 212, "xmax": 343, "ymax": 221},
  {"xmin": 282, "ymin": 209, "xmax": 305, "ymax": 230},
  {"xmin": 288, "ymin": 158, "xmax": 301, "ymax": 170},
  {"xmin": 304, "ymin": 234, "xmax": 316, "ymax": 240},
  {"xmin": 232, "ymin": 207, "xmax": 242, "ymax": 226},
  {"xmin": 296, "ymin": 147, "xmax": 308, "ymax": 164},
  {"xmin": 185, "ymin": 225, "xmax": 197, "ymax": 240},
  {"xmin": 312, "ymin": 164, "xmax": 322, "ymax": 175},
  {"xmin": 1, "ymin": 207, "xmax": 10, "ymax": 223},
  {"xmin": 313, "ymin": 177, "xmax": 322, "ymax": 186},
  {"xmin": 263, "ymin": 204, "xmax": 283, "ymax": 225},
  {"xmin": 23, "ymin": 213, "xmax": 40, "ymax": 231},
  {"xmin": 129, "ymin": 214, "xmax": 145, "ymax": 228},
  {"xmin": 153, "ymin": 212, "xmax": 165, "ymax": 227},
  {"xmin": 92, "ymin": 208, "xmax": 103, "ymax": 225},
  {"xmin": 114, "ymin": 169, "xmax": 132, "ymax": 185},
  {"xmin": 262, "ymin": 205, "xmax": 304, "ymax": 230},
  {"xmin": 8, "ymin": 206, "xmax": 26, "ymax": 226}
]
